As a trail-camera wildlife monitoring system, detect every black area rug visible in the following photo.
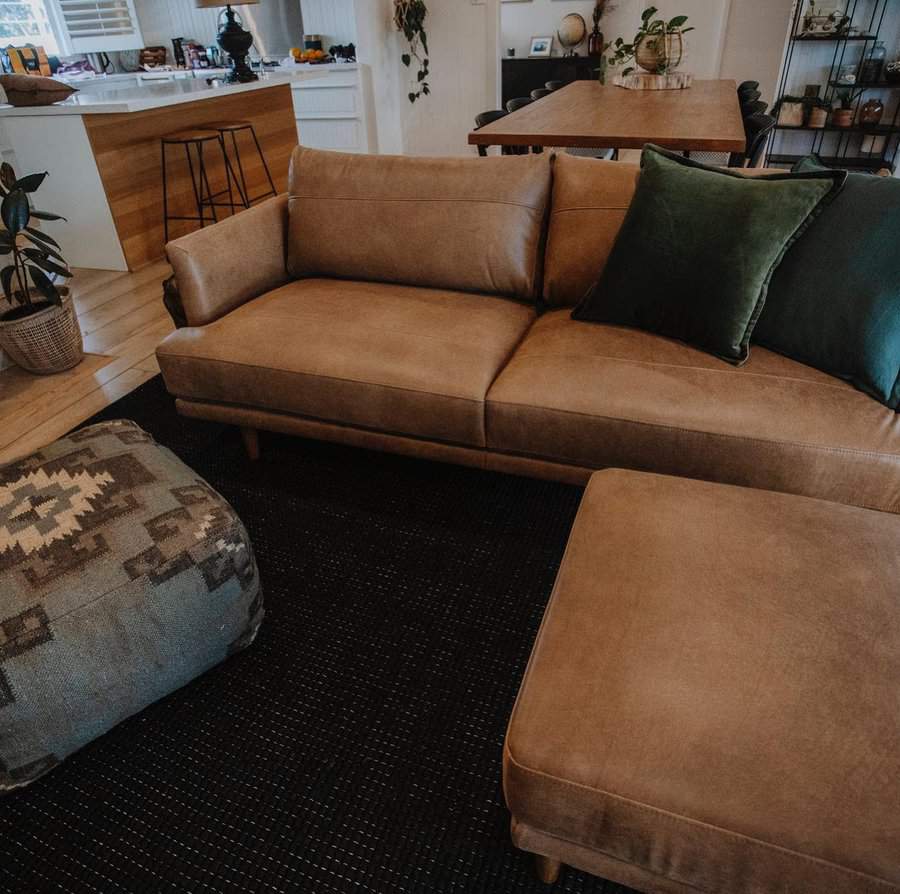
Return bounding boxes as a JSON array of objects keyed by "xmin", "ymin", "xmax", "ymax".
[{"xmin": 0, "ymin": 377, "xmax": 632, "ymax": 894}]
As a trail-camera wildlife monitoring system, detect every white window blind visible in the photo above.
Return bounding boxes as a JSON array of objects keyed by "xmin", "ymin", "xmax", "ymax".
[
  {"xmin": 0, "ymin": 0, "xmax": 61, "ymax": 54},
  {"xmin": 52, "ymin": 0, "xmax": 143, "ymax": 54}
]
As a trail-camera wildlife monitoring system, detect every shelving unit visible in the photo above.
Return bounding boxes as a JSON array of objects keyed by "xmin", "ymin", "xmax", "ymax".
[{"xmin": 767, "ymin": 0, "xmax": 900, "ymax": 171}]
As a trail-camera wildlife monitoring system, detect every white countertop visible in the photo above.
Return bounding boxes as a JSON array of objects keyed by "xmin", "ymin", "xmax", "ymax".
[{"xmin": 0, "ymin": 66, "xmax": 335, "ymax": 116}]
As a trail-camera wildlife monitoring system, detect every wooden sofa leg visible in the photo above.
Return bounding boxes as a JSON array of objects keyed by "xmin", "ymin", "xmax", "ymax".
[
  {"xmin": 240, "ymin": 426, "xmax": 260, "ymax": 461},
  {"xmin": 535, "ymin": 855, "xmax": 561, "ymax": 884}
]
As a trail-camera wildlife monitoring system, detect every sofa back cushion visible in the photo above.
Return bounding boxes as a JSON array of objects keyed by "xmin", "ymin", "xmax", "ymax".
[
  {"xmin": 287, "ymin": 147, "xmax": 552, "ymax": 302},
  {"xmin": 543, "ymin": 155, "xmax": 639, "ymax": 308}
]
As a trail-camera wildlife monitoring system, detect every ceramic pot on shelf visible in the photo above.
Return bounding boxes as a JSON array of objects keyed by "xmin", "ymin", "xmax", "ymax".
[
  {"xmin": 831, "ymin": 106, "xmax": 854, "ymax": 127},
  {"xmin": 808, "ymin": 106, "xmax": 828, "ymax": 128}
]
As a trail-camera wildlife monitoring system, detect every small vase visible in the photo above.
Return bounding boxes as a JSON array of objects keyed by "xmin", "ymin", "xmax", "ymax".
[
  {"xmin": 859, "ymin": 97, "xmax": 884, "ymax": 126},
  {"xmin": 0, "ymin": 291, "xmax": 83, "ymax": 375},
  {"xmin": 588, "ymin": 26, "xmax": 604, "ymax": 58}
]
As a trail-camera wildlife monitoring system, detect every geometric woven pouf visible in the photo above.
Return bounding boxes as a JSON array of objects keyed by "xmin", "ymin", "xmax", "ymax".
[{"xmin": 0, "ymin": 420, "xmax": 263, "ymax": 793}]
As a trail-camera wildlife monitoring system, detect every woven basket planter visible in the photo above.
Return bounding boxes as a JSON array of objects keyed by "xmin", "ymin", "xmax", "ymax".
[{"xmin": 0, "ymin": 292, "xmax": 83, "ymax": 375}]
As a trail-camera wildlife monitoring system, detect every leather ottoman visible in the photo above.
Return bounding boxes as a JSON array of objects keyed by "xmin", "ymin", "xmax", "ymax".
[
  {"xmin": 504, "ymin": 469, "xmax": 900, "ymax": 893},
  {"xmin": 0, "ymin": 420, "xmax": 263, "ymax": 793}
]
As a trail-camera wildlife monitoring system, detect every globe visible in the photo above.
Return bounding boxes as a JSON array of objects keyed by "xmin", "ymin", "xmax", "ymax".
[{"xmin": 557, "ymin": 14, "xmax": 587, "ymax": 56}]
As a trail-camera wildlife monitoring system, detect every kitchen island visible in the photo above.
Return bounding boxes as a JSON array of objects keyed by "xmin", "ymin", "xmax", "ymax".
[{"xmin": 0, "ymin": 73, "xmax": 322, "ymax": 270}]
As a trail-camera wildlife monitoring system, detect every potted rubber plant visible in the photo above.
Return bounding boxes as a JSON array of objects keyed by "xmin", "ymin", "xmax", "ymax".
[{"xmin": 0, "ymin": 163, "xmax": 81, "ymax": 374}]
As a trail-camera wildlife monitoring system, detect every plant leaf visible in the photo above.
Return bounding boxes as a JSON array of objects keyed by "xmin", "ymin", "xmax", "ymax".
[
  {"xmin": 668, "ymin": 15, "xmax": 688, "ymax": 28},
  {"xmin": 25, "ymin": 226, "xmax": 59, "ymax": 249},
  {"xmin": 1, "ymin": 265, "xmax": 15, "ymax": 302},
  {"xmin": 641, "ymin": 6, "xmax": 658, "ymax": 22},
  {"xmin": 27, "ymin": 264, "xmax": 60, "ymax": 305},
  {"xmin": 30, "ymin": 210, "xmax": 66, "ymax": 222},
  {"xmin": 401, "ymin": 53, "xmax": 411, "ymax": 66},
  {"xmin": 13, "ymin": 172, "xmax": 47, "ymax": 193},
  {"xmin": 1, "ymin": 190, "xmax": 30, "ymax": 237},
  {"xmin": 0, "ymin": 163, "xmax": 16, "ymax": 191},
  {"xmin": 23, "ymin": 232, "xmax": 66, "ymax": 264},
  {"xmin": 22, "ymin": 248, "xmax": 71, "ymax": 278}
]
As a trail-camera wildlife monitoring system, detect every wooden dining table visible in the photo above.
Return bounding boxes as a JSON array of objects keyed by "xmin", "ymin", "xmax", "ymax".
[{"xmin": 468, "ymin": 79, "xmax": 746, "ymax": 154}]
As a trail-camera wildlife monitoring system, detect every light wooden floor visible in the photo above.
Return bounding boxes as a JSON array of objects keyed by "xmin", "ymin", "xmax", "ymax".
[{"xmin": 0, "ymin": 262, "xmax": 175, "ymax": 464}]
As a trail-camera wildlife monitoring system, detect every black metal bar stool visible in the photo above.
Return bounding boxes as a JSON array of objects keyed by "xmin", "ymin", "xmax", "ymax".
[
  {"xmin": 161, "ymin": 128, "xmax": 241, "ymax": 243},
  {"xmin": 207, "ymin": 120, "xmax": 277, "ymax": 208}
]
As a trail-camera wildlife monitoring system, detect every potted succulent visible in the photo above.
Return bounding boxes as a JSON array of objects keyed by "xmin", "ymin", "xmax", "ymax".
[
  {"xmin": 832, "ymin": 88, "xmax": 856, "ymax": 127},
  {"xmin": 608, "ymin": 6, "xmax": 694, "ymax": 76},
  {"xmin": 0, "ymin": 164, "xmax": 81, "ymax": 374}
]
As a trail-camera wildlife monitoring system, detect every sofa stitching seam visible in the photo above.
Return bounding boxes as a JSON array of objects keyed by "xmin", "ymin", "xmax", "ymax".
[
  {"xmin": 484, "ymin": 399, "xmax": 899, "ymax": 461},
  {"xmin": 509, "ymin": 349, "xmax": 864, "ymax": 393},
  {"xmin": 158, "ymin": 353, "xmax": 488, "ymax": 405},
  {"xmin": 289, "ymin": 194, "xmax": 546, "ymax": 212},
  {"xmin": 504, "ymin": 747, "xmax": 900, "ymax": 888}
]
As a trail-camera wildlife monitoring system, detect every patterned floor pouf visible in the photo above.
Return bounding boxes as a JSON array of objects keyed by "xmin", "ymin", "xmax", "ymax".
[{"xmin": 0, "ymin": 420, "xmax": 263, "ymax": 793}]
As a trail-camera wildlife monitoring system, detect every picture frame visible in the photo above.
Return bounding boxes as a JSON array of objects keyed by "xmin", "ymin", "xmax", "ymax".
[{"xmin": 529, "ymin": 36, "xmax": 553, "ymax": 58}]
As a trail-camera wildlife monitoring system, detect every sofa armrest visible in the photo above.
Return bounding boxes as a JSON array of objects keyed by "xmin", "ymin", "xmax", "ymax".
[{"xmin": 166, "ymin": 194, "xmax": 290, "ymax": 327}]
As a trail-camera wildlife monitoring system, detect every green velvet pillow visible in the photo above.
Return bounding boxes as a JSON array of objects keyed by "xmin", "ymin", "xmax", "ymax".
[
  {"xmin": 754, "ymin": 156, "xmax": 900, "ymax": 410},
  {"xmin": 572, "ymin": 145, "xmax": 845, "ymax": 363}
]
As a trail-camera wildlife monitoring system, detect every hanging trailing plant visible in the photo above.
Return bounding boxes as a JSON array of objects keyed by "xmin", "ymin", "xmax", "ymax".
[{"xmin": 394, "ymin": 0, "xmax": 429, "ymax": 103}]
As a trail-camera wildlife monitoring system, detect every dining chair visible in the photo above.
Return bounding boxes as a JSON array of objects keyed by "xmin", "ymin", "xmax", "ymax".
[
  {"xmin": 531, "ymin": 88, "xmax": 552, "ymax": 101},
  {"xmin": 504, "ymin": 97, "xmax": 542, "ymax": 153},
  {"xmin": 741, "ymin": 99, "xmax": 768, "ymax": 119},
  {"xmin": 740, "ymin": 89, "xmax": 762, "ymax": 109},
  {"xmin": 506, "ymin": 97, "xmax": 534, "ymax": 113},
  {"xmin": 474, "ymin": 109, "xmax": 528, "ymax": 156},
  {"xmin": 732, "ymin": 113, "xmax": 776, "ymax": 168},
  {"xmin": 737, "ymin": 80, "xmax": 760, "ymax": 97},
  {"xmin": 545, "ymin": 80, "xmax": 565, "ymax": 92}
]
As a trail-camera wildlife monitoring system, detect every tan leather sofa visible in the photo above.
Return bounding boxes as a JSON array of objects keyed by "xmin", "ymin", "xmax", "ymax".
[{"xmin": 156, "ymin": 147, "xmax": 900, "ymax": 514}]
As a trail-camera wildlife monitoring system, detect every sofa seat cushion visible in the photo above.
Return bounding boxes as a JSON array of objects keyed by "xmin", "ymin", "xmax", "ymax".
[
  {"xmin": 486, "ymin": 310, "xmax": 900, "ymax": 512},
  {"xmin": 505, "ymin": 469, "xmax": 900, "ymax": 893},
  {"xmin": 157, "ymin": 278, "xmax": 535, "ymax": 448}
]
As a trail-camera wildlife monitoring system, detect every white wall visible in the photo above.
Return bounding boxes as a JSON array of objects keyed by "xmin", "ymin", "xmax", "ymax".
[
  {"xmin": 132, "ymin": 0, "xmax": 221, "ymax": 53},
  {"xmin": 301, "ymin": 0, "xmax": 357, "ymax": 46},
  {"xmin": 501, "ymin": 0, "xmax": 731, "ymax": 79},
  {"xmin": 718, "ymin": 0, "xmax": 793, "ymax": 104},
  {"xmin": 501, "ymin": 0, "xmax": 793, "ymax": 92},
  {"xmin": 134, "ymin": 0, "xmax": 305, "ymax": 61},
  {"xmin": 355, "ymin": 0, "xmax": 500, "ymax": 157}
]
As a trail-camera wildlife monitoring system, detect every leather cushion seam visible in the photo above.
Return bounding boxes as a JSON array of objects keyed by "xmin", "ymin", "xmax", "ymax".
[
  {"xmin": 158, "ymin": 352, "xmax": 489, "ymax": 404},
  {"xmin": 290, "ymin": 194, "xmax": 546, "ymax": 212},
  {"xmin": 485, "ymin": 399, "xmax": 899, "ymax": 460},
  {"xmin": 508, "ymin": 348, "xmax": 860, "ymax": 392}
]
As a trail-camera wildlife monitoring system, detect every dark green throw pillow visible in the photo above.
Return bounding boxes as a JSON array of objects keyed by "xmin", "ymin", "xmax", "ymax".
[
  {"xmin": 754, "ymin": 156, "xmax": 900, "ymax": 410},
  {"xmin": 573, "ymin": 145, "xmax": 845, "ymax": 363}
]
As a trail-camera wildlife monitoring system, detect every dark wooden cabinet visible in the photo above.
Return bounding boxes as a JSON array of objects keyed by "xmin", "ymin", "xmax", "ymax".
[{"xmin": 501, "ymin": 57, "xmax": 598, "ymax": 106}]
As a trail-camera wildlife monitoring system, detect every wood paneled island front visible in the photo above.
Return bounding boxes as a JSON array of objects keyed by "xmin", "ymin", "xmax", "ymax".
[{"xmin": 0, "ymin": 75, "xmax": 316, "ymax": 271}]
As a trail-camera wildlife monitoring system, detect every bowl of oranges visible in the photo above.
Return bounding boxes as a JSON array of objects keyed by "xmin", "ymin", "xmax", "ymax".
[{"xmin": 290, "ymin": 47, "xmax": 329, "ymax": 64}]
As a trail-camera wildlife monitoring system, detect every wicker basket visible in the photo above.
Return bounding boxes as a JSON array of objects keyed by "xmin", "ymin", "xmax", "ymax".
[{"xmin": 0, "ymin": 292, "xmax": 84, "ymax": 375}]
